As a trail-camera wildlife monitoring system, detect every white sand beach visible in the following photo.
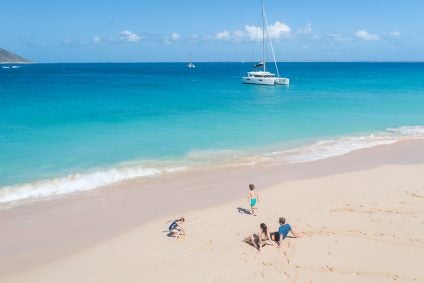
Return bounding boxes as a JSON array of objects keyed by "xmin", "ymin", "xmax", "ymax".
[{"xmin": 1, "ymin": 140, "xmax": 424, "ymax": 283}]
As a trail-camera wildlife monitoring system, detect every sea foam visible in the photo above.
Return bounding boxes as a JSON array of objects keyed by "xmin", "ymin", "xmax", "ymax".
[
  {"xmin": 0, "ymin": 165, "xmax": 184, "ymax": 206},
  {"xmin": 1, "ymin": 126, "xmax": 423, "ymax": 207},
  {"xmin": 265, "ymin": 126, "xmax": 424, "ymax": 163}
]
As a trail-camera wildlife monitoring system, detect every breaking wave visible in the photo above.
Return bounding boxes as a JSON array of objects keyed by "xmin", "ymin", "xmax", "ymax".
[{"xmin": 1, "ymin": 126, "xmax": 423, "ymax": 207}]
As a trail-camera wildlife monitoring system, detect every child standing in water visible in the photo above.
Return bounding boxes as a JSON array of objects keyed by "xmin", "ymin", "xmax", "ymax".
[{"xmin": 247, "ymin": 184, "xmax": 259, "ymax": 216}]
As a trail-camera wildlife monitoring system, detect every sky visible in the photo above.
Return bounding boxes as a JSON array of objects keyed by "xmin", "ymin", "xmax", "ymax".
[{"xmin": 1, "ymin": 0, "xmax": 424, "ymax": 62}]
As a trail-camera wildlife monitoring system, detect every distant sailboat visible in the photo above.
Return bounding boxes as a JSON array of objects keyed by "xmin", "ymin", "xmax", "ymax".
[
  {"xmin": 1, "ymin": 65, "xmax": 20, "ymax": 69},
  {"xmin": 187, "ymin": 51, "xmax": 196, "ymax": 68},
  {"xmin": 242, "ymin": 0, "xmax": 289, "ymax": 85}
]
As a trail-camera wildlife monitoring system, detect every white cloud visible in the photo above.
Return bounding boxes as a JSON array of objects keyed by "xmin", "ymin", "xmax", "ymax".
[
  {"xmin": 61, "ymin": 39, "xmax": 90, "ymax": 46},
  {"xmin": 93, "ymin": 36, "xmax": 102, "ymax": 43},
  {"xmin": 163, "ymin": 32, "xmax": 181, "ymax": 45},
  {"xmin": 171, "ymin": 32, "xmax": 181, "ymax": 41},
  {"xmin": 354, "ymin": 30, "xmax": 380, "ymax": 41},
  {"xmin": 220, "ymin": 21, "xmax": 291, "ymax": 42},
  {"xmin": 119, "ymin": 30, "xmax": 142, "ymax": 42},
  {"xmin": 214, "ymin": 30, "xmax": 231, "ymax": 40},
  {"xmin": 297, "ymin": 23, "xmax": 312, "ymax": 35},
  {"xmin": 244, "ymin": 21, "xmax": 291, "ymax": 41},
  {"xmin": 328, "ymin": 32, "xmax": 352, "ymax": 42},
  {"xmin": 243, "ymin": 25, "xmax": 262, "ymax": 41},
  {"xmin": 267, "ymin": 21, "xmax": 291, "ymax": 39},
  {"xmin": 388, "ymin": 31, "xmax": 401, "ymax": 38}
]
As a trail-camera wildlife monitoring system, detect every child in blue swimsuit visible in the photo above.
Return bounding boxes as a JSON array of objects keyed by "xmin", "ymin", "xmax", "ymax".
[{"xmin": 248, "ymin": 184, "xmax": 259, "ymax": 216}]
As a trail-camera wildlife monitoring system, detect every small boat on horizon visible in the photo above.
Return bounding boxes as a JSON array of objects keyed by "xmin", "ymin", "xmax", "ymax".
[
  {"xmin": 187, "ymin": 51, "xmax": 196, "ymax": 68},
  {"xmin": 242, "ymin": 0, "xmax": 289, "ymax": 86},
  {"xmin": 1, "ymin": 65, "xmax": 20, "ymax": 69}
]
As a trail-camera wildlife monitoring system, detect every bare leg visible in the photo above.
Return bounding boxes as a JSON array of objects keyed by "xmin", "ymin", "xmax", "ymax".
[{"xmin": 251, "ymin": 235, "xmax": 259, "ymax": 250}]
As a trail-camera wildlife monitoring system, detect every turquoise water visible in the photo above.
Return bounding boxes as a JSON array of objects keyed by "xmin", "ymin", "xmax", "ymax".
[{"xmin": 1, "ymin": 63, "xmax": 424, "ymax": 203}]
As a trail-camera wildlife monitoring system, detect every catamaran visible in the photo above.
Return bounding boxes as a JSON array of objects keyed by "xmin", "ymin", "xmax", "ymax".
[
  {"xmin": 242, "ymin": 0, "xmax": 289, "ymax": 85},
  {"xmin": 187, "ymin": 51, "xmax": 196, "ymax": 68}
]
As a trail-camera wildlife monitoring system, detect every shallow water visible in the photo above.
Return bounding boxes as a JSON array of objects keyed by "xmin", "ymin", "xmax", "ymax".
[{"xmin": 1, "ymin": 62, "xmax": 424, "ymax": 203}]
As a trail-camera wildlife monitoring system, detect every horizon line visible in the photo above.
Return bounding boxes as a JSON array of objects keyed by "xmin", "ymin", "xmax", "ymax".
[{"xmin": 6, "ymin": 60, "xmax": 424, "ymax": 64}]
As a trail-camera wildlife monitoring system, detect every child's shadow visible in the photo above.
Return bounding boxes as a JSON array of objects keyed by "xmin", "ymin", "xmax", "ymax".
[
  {"xmin": 162, "ymin": 230, "xmax": 176, "ymax": 238},
  {"xmin": 237, "ymin": 207, "xmax": 252, "ymax": 215}
]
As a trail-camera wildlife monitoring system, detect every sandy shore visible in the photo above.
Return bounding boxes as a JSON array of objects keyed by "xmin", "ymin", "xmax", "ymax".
[{"xmin": 1, "ymin": 140, "xmax": 424, "ymax": 282}]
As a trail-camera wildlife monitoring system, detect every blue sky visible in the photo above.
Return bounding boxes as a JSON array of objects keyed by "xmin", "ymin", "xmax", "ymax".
[{"xmin": 1, "ymin": 0, "xmax": 423, "ymax": 62}]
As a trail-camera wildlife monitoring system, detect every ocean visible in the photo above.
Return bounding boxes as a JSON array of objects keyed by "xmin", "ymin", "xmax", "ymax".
[{"xmin": 1, "ymin": 62, "xmax": 424, "ymax": 205}]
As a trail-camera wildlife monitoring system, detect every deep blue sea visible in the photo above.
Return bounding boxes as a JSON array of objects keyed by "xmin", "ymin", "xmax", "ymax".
[{"xmin": 1, "ymin": 62, "xmax": 424, "ymax": 204}]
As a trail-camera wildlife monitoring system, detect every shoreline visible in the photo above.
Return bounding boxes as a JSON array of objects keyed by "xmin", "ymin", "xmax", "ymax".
[
  {"xmin": 2, "ymin": 125, "xmax": 424, "ymax": 206},
  {"xmin": 1, "ymin": 139, "xmax": 424, "ymax": 280}
]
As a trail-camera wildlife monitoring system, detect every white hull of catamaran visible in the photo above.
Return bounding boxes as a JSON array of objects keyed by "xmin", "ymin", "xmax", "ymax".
[
  {"xmin": 242, "ymin": 77, "xmax": 289, "ymax": 85},
  {"xmin": 274, "ymin": 77, "xmax": 290, "ymax": 85}
]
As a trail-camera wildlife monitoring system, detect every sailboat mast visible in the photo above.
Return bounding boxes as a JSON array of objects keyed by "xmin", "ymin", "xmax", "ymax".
[
  {"xmin": 262, "ymin": 3, "xmax": 280, "ymax": 77},
  {"xmin": 261, "ymin": 0, "xmax": 266, "ymax": 72}
]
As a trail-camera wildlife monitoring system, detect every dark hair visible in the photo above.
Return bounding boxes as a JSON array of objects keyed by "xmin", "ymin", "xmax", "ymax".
[
  {"xmin": 279, "ymin": 217, "xmax": 286, "ymax": 225},
  {"xmin": 179, "ymin": 217, "xmax": 185, "ymax": 222},
  {"xmin": 249, "ymin": 184, "xmax": 255, "ymax": 190},
  {"xmin": 260, "ymin": 223, "xmax": 269, "ymax": 239}
]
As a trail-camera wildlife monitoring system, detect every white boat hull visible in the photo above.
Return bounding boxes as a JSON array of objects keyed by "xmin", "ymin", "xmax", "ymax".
[
  {"xmin": 274, "ymin": 77, "xmax": 290, "ymax": 85},
  {"xmin": 242, "ymin": 76, "xmax": 289, "ymax": 85}
]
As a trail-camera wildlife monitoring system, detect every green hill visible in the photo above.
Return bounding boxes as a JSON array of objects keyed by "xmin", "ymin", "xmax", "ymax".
[{"xmin": 0, "ymin": 47, "xmax": 31, "ymax": 63}]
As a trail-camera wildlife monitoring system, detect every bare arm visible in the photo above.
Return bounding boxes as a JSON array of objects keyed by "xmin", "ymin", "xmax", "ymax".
[
  {"xmin": 290, "ymin": 229, "xmax": 300, "ymax": 238},
  {"xmin": 268, "ymin": 233, "xmax": 276, "ymax": 246}
]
